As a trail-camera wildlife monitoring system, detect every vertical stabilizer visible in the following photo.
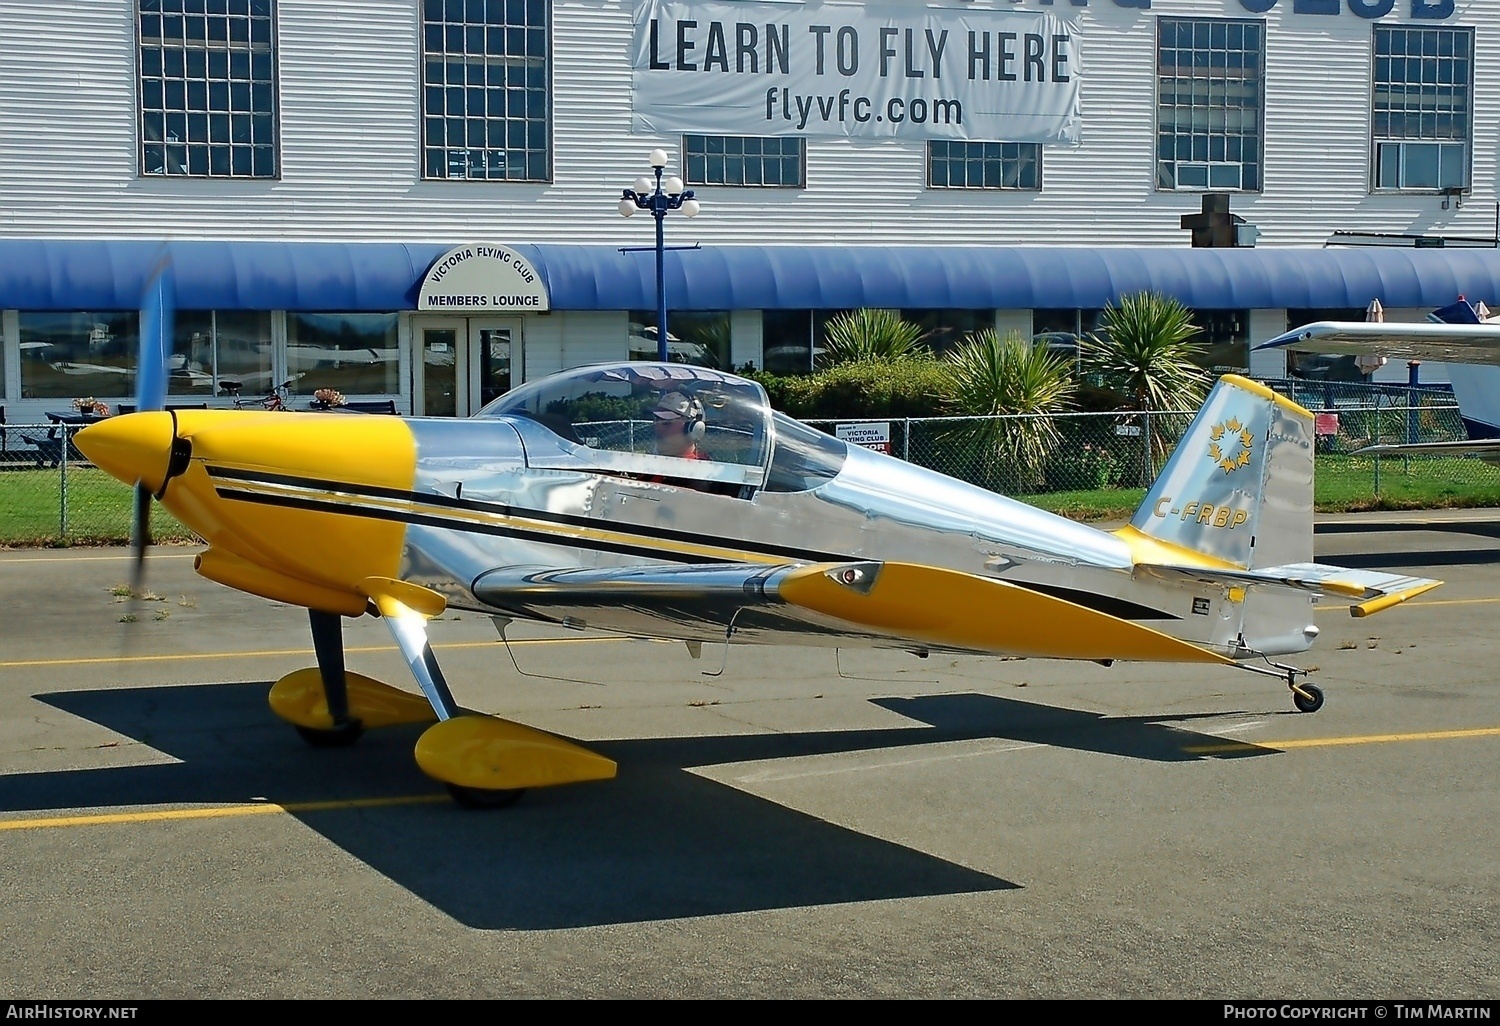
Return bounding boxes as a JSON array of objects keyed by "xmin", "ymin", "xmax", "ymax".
[{"xmin": 1128, "ymin": 375, "xmax": 1314, "ymax": 570}]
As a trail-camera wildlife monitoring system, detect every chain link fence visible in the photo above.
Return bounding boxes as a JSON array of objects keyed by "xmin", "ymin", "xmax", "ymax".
[{"xmin": 2, "ymin": 389, "xmax": 1497, "ymax": 545}]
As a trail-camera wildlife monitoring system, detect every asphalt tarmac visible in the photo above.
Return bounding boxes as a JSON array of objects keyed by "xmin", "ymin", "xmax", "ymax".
[{"xmin": 0, "ymin": 512, "xmax": 1496, "ymax": 998}]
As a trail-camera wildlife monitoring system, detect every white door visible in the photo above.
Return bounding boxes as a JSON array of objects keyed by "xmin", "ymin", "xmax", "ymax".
[{"xmin": 414, "ymin": 316, "xmax": 522, "ymax": 417}]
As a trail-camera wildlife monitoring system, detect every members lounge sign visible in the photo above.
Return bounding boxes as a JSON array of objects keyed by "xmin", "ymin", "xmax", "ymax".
[
  {"xmin": 631, "ymin": 0, "xmax": 1082, "ymax": 143},
  {"xmin": 418, "ymin": 245, "xmax": 550, "ymax": 312}
]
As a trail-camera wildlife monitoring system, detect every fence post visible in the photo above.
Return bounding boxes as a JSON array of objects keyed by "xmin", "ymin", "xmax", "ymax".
[
  {"xmin": 1141, "ymin": 409, "xmax": 1152, "ymax": 486},
  {"xmin": 59, "ymin": 425, "xmax": 69, "ymax": 538},
  {"xmin": 1373, "ymin": 408, "xmax": 1381, "ymax": 498}
]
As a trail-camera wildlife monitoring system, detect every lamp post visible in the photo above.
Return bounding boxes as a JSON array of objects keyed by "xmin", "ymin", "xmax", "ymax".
[{"xmin": 619, "ymin": 148, "xmax": 701, "ymax": 361}]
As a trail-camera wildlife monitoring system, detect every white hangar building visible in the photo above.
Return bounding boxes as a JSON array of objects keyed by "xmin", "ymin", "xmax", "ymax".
[{"xmin": 1, "ymin": 0, "xmax": 1498, "ymax": 418}]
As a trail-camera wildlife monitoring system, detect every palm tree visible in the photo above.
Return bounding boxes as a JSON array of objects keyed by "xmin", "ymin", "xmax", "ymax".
[
  {"xmin": 818, "ymin": 308, "xmax": 928, "ymax": 369},
  {"xmin": 939, "ymin": 328, "xmax": 1077, "ymax": 494},
  {"xmin": 1079, "ymin": 292, "xmax": 1211, "ymax": 480}
]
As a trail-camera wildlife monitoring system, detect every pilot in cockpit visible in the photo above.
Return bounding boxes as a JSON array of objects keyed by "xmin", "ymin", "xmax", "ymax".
[{"xmin": 651, "ymin": 391, "xmax": 708, "ymax": 461}]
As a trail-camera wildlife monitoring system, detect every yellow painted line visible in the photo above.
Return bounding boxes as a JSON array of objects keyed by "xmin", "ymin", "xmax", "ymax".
[
  {"xmin": 0, "ymin": 635, "xmax": 636, "ymax": 669},
  {"xmin": 0, "ymin": 553, "xmax": 198, "ymax": 563},
  {"xmin": 1185, "ymin": 725, "xmax": 1500, "ymax": 755},
  {"xmin": 0, "ymin": 793, "xmax": 449, "ymax": 832}
]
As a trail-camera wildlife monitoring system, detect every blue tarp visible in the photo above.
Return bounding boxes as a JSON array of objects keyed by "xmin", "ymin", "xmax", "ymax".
[{"xmin": 3, "ymin": 239, "xmax": 1500, "ymax": 313}]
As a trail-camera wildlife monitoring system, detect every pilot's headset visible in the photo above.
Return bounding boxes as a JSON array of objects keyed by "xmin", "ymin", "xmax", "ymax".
[{"xmin": 655, "ymin": 390, "xmax": 706, "ymax": 442}]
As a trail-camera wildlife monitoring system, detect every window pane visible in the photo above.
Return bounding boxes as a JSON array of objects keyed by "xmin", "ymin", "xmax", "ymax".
[
  {"xmin": 286, "ymin": 313, "xmax": 400, "ymax": 394},
  {"xmin": 762, "ymin": 310, "xmax": 813, "ymax": 375},
  {"xmin": 18, "ymin": 312, "xmax": 141, "ymax": 399},
  {"xmin": 684, "ymin": 136, "xmax": 804, "ymax": 188},
  {"xmin": 137, "ymin": 0, "xmax": 277, "ymax": 178},
  {"xmin": 1371, "ymin": 26, "xmax": 1472, "ymax": 190},
  {"xmin": 926, "ymin": 140, "xmax": 1041, "ymax": 191},
  {"xmin": 1155, "ymin": 18, "xmax": 1262, "ymax": 193},
  {"xmin": 420, "ymin": 0, "xmax": 550, "ymax": 181}
]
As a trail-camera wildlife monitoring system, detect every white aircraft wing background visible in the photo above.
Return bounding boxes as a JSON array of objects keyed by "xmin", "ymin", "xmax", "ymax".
[{"xmin": 1255, "ymin": 321, "xmax": 1500, "ymax": 365}]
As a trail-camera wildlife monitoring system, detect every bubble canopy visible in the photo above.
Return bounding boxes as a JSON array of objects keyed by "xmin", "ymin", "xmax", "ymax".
[
  {"xmin": 477, "ymin": 362, "xmax": 851, "ymax": 495},
  {"xmin": 477, "ymin": 361, "xmax": 773, "ymax": 471}
]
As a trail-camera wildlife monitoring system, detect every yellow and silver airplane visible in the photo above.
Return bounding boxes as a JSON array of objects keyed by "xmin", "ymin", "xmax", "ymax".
[{"xmin": 76, "ymin": 292, "xmax": 1439, "ymax": 808}]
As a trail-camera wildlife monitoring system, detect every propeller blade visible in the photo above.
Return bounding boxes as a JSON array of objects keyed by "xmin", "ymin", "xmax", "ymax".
[
  {"xmin": 137, "ymin": 256, "xmax": 175, "ymax": 414},
  {"xmin": 127, "ymin": 252, "xmax": 175, "ymax": 604},
  {"xmin": 131, "ymin": 481, "xmax": 152, "ymax": 594}
]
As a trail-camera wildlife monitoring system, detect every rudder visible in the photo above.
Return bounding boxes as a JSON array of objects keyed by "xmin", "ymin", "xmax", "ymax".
[{"xmin": 1129, "ymin": 375, "xmax": 1314, "ymax": 570}]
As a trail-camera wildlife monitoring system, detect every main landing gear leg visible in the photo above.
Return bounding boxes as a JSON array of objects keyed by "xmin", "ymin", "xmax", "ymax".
[
  {"xmin": 296, "ymin": 609, "xmax": 365, "ymax": 747},
  {"xmin": 380, "ymin": 603, "xmax": 528, "ymax": 809}
]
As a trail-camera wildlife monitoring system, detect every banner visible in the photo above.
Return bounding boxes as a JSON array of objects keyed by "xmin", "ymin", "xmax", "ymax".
[{"xmin": 630, "ymin": 1, "xmax": 1081, "ymax": 143}]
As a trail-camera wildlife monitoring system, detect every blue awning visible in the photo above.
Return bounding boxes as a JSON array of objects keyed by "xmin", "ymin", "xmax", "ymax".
[{"xmin": 3, "ymin": 239, "xmax": 1499, "ymax": 313}]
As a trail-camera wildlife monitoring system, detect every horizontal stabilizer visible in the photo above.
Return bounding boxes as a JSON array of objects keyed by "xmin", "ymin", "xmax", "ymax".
[{"xmin": 1136, "ymin": 561, "xmax": 1441, "ymax": 618}]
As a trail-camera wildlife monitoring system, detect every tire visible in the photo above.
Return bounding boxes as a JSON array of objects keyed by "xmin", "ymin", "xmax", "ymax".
[
  {"xmin": 294, "ymin": 720, "xmax": 365, "ymax": 748},
  {"xmin": 445, "ymin": 784, "xmax": 527, "ymax": 810},
  {"xmin": 1292, "ymin": 683, "xmax": 1325, "ymax": 714}
]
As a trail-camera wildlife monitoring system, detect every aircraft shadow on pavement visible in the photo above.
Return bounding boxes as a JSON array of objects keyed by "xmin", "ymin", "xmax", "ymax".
[{"xmin": 5, "ymin": 682, "xmax": 1269, "ymax": 930}]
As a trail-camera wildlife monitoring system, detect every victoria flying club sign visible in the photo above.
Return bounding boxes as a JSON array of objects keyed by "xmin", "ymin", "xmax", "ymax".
[
  {"xmin": 418, "ymin": 245, "xmax": 550, "ymax": 312},
  {"xmin": 631, "ymin": 0, "xmax": 1081, "ymax": 143}
]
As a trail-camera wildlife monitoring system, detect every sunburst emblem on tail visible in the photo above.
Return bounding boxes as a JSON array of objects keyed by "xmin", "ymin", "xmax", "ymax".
[{"xmin": 1207, "ymin": 418, "xmax": 1254, "ymax": 474}]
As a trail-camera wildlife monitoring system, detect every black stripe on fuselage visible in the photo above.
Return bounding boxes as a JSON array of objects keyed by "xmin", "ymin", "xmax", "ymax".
[
  {"xmin": 208, "ymin": 467, "xmax": 1180, "ymax": 622},
  {"xmin": 205, "ymin": 465, "xmax": 850, "ymax": 565},
  {"xmin": 213, "ymin": 487, "xmax": 730, "ymax": 565}
]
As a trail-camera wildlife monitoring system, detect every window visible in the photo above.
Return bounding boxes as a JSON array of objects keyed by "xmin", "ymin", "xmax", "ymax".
[
  {"xmin": 684, "ymin": 136, "xmax": 804, "ymax": 187},
  {"xmin": 1188, "ymin": 309, "xmax": 1250, "ymax": 374},
  {"xmin": 169, "ymin": 310, "xmax": 273, "ymax": 395},
  {"xmin": 628, "ymin": 311, "xmax": 731, "ymax": 368},
  {"xmin": 899, "ymin": 309, "xmax": 996, "ymax": 355},
  {"xmin": 1286, "ymin": 309, "xmax": 1366, "ymax": 381},
  {"xmin": 927, "ymin": 142, "xmax": 1040, "ymax": 190},
  {"xmin": 19, "ymin": 312, "xmax": 141, "ymax": 399},
  {"xmin": 760, "ymin": 310, "xmax": 853, "ymax": 375},
  {"xmin": 1372, "ymin": 26, "xmax": 1472, "ymax": 192},
  {"xmin": 137, "ymin": 0, "xmax": 278, "ymax": 178},
  {"xmin": 421, "ymin": 0, "xmax": 551, "ymax": 181},
  {"xmin": 286, "ymin": 313, "xmax": 399, "ymax": 395},
  {"xmin": 1156, "ymin": 18, "xmax": 1263, "ymax": 192}
]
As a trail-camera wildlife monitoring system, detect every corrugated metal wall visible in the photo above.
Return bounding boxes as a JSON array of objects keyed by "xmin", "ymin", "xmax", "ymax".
[{"xmin": 0, "ymin": 0, "xmax": 1495, "ymax": 247}]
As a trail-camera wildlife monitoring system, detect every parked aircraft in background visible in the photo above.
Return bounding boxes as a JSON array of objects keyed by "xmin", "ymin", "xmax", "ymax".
[{"xmin": 1258, "ymin": 299, "xmax": 1500, "ymax": 463}]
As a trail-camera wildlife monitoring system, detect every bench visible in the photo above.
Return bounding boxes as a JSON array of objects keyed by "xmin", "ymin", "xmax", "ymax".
[
  {"xmin": 116, "ymin": 403, "xmax": 210, "ymax": 415},
  {"xmin": 312, "ymin": 400, "xmax": 399, "ymax": 415}
]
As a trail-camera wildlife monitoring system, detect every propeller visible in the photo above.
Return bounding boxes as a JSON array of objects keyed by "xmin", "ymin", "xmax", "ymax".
[{"xmin": 129, "ymin": 255, "xmax": 177, "ymax": 596}]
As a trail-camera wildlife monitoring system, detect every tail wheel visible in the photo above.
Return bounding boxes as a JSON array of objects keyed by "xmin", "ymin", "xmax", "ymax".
[{"xmin": 1291, "ymin": 683, "xmax": 1325, "ymax": 714}]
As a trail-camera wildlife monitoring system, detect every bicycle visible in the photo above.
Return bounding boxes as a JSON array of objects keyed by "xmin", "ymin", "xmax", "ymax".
[{"xmin": 219, "ymin": 378, "xmax": 294, "ymax": 411}]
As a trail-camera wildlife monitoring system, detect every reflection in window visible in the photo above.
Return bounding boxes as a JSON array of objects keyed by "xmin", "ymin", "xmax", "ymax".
[
  {"xmin": 1286, "ymin": 309, "xmax": 1366, "ymax": 382},
  {"xmin": 286, "ymin": 313, "xmax": 399, "ymax": 395},
  {"xmin": 684, "ymin": 135, "xmax": 804, "ymax": 187},
  {"xmin": 927, "ymin": 141, "xmax": 1040, "ymax": 190},
  {"xmin": 421, "ymin": 0, "xmax": 551, "ymax": 181},
  {"xmin": 1156, "ymin": 18, "xmax": 1263, "ymax": 192},
  {"xmin": 899, "ymin": 309, "xmax": 996, "ymax": 355},
  {"xmin": 18, "ymin": 312, "xmax": 141, "ymax": 399},
  {"xmin": 1188, "ymin": 309, "xmax": 1250, "ymax": 374},
  {"xmin": 169, "ymin": 310, "xmax": 273, "ymax": 395},
  {"xmin": 628, "ymin": 311, "xmax": 730, "ymax": 368},
  {"xmin": 1372, "ymin": 27, "xmax": 1472, "ymax": 192},
  {"xmin": 137, "ymin": 0, "xmax": 278, "ymax": 178}
]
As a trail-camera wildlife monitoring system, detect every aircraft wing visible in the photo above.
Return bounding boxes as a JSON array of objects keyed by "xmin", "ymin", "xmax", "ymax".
[
  {"xmin": 1354, "ymin": 438, "xmax": 1500, "ymax": 464},
  {"xmin": 1255, "ymin": 321, "xmax": 1500, "ymax": 365},
  {"xmin": 471, "ymin": 560, "xmax": 1233, "ymax": 663},
  {"xmin": 1136, "ymin": 561, "xmax": 1441, "ymax": 618}
]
